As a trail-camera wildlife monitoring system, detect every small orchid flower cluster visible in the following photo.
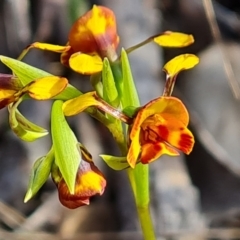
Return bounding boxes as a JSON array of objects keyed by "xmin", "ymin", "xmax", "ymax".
[{"xmin": 0, "ymin": 5, "xmax": 198, "ymax": 238}]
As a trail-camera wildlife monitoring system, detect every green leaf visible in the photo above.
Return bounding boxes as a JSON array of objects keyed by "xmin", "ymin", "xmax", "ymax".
[
  {"xmin": 24, "ymin": 149, "xmax": 54, "ymax": 202},
  {"xmin": 9, "ymin": 101, "xmax": 48, "ymax": 141},
  {"xmin": 102, "ymin": 58, "xmax": 119, "ymax": 107},
  {"xmin": 121, "ymin": 49, "xmax": 140, "ymax": 108},
  {"xmin": 0, "ymin": 55, "xmax": 81, "ymax": 100},
  {"xmin": 51, "ymin": 100, "xmax": 81, "ymax": 194},
  {"xmin": 100, "ymin": 154, "xmax": 129, "ymax": 170}
]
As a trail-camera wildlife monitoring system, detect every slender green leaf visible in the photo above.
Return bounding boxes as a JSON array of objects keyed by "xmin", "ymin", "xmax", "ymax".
[
  {"xmin": 121, "ymin": 49, "xmax": 140, "ymax": 108},
  {"xmin": 121, "ymin": 50, "xmax": 150, "ymax": 217},
  {"xmin": 51, "ymin": 100, "xmax": 81, "ymax": 194}
]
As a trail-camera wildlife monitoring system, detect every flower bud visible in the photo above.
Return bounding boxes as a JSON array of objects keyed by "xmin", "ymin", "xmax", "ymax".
[{"xmin": 52, "ymin": 151, "xmax": 106, "ymax": 209}]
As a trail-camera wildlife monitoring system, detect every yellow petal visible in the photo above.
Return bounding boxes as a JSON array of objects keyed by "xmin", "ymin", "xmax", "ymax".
[
  {"xmin": 69, "ymin": 52, "xmax": 103, "ymax": 74},
  {"xmin": 31, "ymin": 42, "xmax": 71, "ymax": 53},
  {"xmin": 87, "ymin": 5, "xmax": 116, "ymax": 36},
  {"xmin": 154, "ymin": 31, "xmax": 194, "ymax": 47},
  {"xmin": 163, "ymin": 54, "xmax": 199, "ymax": 78},
  {"xmin": 75, "ymin": 170, "xmax": 106, "ymax": 196},
  {"xmin": 147, "ymin": 97, "xmax": 189, "ymax": 125},
  {"xmin": 27, "ymin": 76, "xmax": 68, "ymax": 100},
  {"xmin": 127, "ymin": 132, "xmax": 142, "ymax": 168},
  {"xmin": 63, "ymin": 91, "xmax": 100, "ymax": 116}
]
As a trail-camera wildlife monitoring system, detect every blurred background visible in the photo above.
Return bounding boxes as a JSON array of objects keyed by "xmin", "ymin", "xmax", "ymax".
[{"xmin": 1, "ymin": 0, "xmax": 240, "ymax": 239}]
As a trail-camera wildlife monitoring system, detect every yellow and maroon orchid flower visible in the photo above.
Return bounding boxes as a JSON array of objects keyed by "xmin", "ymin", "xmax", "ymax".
[
  {"xmin": 0, "ymin": 75, "xmax": 68, "ymax": 141},
  {"xmin": 127, "ymin": 97, "xmax": 194, "ymax": 168},
  {"xmin": 52, "ymin": 144, "xmax": 106, "ymax": 209},
  {"xmin": 19, "ymin": 5, "xmax": 119, "ymax": 75},
  {"xmin": 18, "ymin": 6, "xmax": 195, "ymax": 76},
  {"xmin": 61, "ymin": 5, "xmax": 119, "ymax": 74},
  {"xmin": 0, "ymin": 74, "xmax": 68, "ymax": 109}
]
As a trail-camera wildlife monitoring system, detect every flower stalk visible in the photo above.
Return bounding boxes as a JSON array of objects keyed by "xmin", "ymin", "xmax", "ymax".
[{"xmin": 119, "ymin": 49, "xmax": 156, "ymax": 239}]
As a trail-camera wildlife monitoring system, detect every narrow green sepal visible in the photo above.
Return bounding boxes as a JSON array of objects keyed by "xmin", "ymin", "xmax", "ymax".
[
  {"xmin": 51, "ymin": 100, "xmax": 81, "ymax": 194},
  {"xmin": 102, "ymin": 58, "xmax": 119, "ymax": 107},
  {"xmin": 9, "ymin": 102, "xmax": 48, "ymax": 141},
  {"xmin": 24, "ymin": 149, "xmax": 54, "ymax": 203},
  {"xmin": 110, "ymin": 61, "xmax": 123, "ymax": 99},
  {"xmin": 121, "ymin": 49, "xmax": 140, "ymax": 108},
  {"xmin": 0, "ymin": 55, "xmax": 81, "ymax": 100},
  {"xmin": 100, "ymin": 154, "xmax": 129, "ymax": 170}
]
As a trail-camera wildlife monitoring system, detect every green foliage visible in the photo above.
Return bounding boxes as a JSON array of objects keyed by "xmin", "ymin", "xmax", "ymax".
[
  {"xmin": 102, "ymin": 58, "xmax": 119, "ymax": 107},
  {"xmin": 51, "ymin": 100, "xmax": 81, "ymax": 194},
  {"xmin": 24, "ymin": 149, "xmax": 54, "ymax": 202},
  {"xmin": 0, "ymin": 56, "xmax": 81, "ymax": 100},
  {"xmin": 9, "ymin": 102, "xmax": 48, "ymax": 142},
  {"xmin": 121, "ymin": 49, "xmax": 140, "ymax": 108},
  {"xmin": 100, "ymin": 155, "xmax": 129, "ymax": 170}
]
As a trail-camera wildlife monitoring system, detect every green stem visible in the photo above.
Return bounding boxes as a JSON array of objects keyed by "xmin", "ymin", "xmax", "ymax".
[
  {"xmin": 123, "ymin": 33, "xmax": 161, "ymax": 56},
  {"xmin": 124, "ymin": 37, "xmax": 153, "ymax": 55},
  {"xmin": 137, "ymin": 206, "xmax": 156, "ymax": 240},
  {"xmin": 120, "ymin": 49, "xmax": 156, "ymax": 239},
  {"xmin": 162, "ymin": 75, "xmax": 177, "ymax": 97},
  {"xmin": 127, "ymin": 165, "xmax": 156, "ymax": 240},
  {"xmin": 104, "ymin": 49, "xmax": 156, "ymax": 239}
]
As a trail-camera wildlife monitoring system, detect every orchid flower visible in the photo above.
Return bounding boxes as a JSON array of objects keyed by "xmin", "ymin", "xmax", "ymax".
[
  {"xmin": 0, "ymin": 73, "xmax": 68, "ymax": 109},
  {"xmin": 127, "ymin": 97, "xmax": 194, "ymax": 168},
  {"xmin": 18, "ymin": 5, "xmax": 194, "ymax": 76},
  {"xmin": 52, "ymin": 144, "xmax": 106, "ymax": 209}
]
